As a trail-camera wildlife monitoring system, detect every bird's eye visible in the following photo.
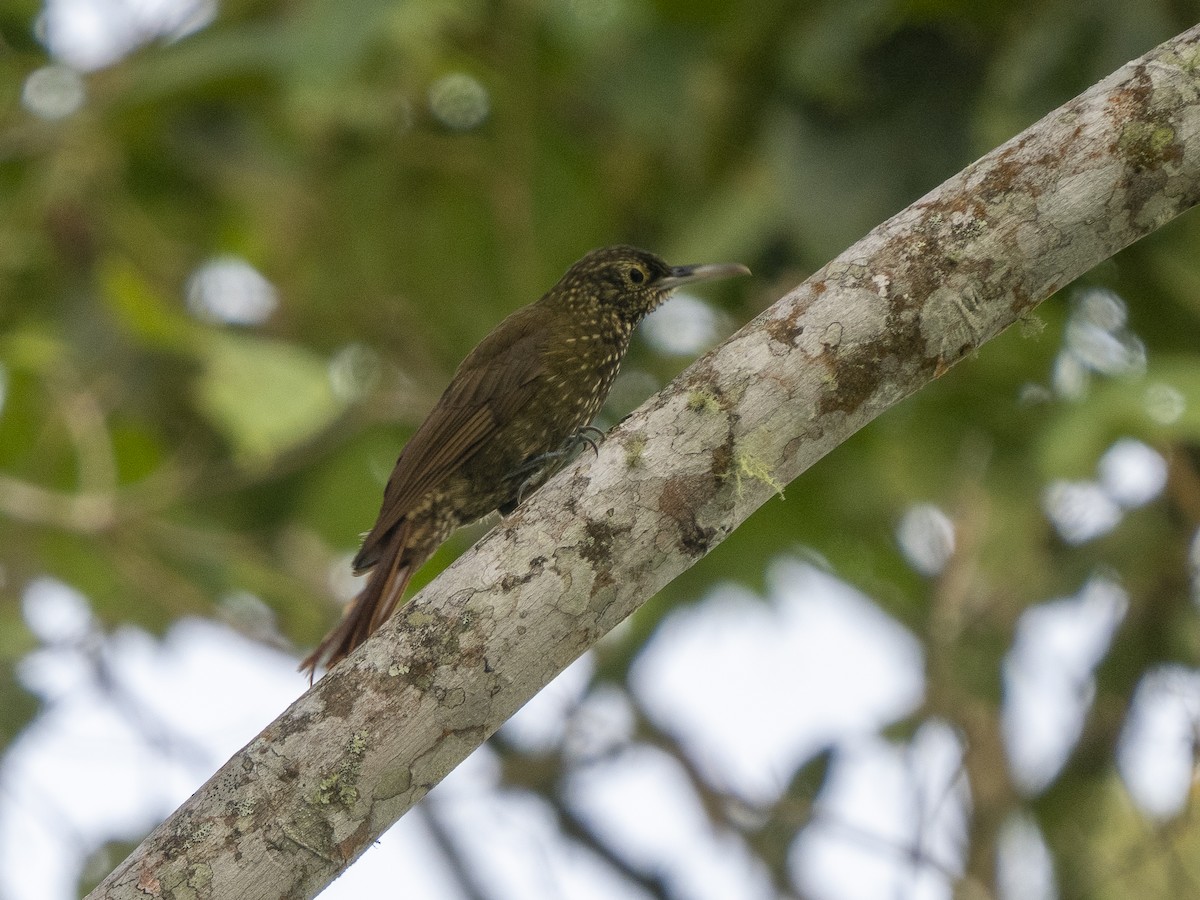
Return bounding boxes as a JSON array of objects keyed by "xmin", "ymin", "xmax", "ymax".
[{"xmin": 627, "ymin": 266, "xmax": 647, "ymax": 285}]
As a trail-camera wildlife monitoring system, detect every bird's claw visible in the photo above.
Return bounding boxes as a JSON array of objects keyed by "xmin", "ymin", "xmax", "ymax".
[{"xmin": 509, "ymin": 426, "xmax": 607, "ymax": 508}]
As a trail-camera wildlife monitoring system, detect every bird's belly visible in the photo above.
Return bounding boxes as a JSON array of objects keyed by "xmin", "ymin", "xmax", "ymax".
[{"xmin": 451, "ymin": 386, "xmax": 605, "ymax": 521}]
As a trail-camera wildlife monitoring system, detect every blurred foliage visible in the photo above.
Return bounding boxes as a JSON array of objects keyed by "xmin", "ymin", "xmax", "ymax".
[{"xmin": 3, "ymin": 0, "xmax": 1200, "ymax": 897}]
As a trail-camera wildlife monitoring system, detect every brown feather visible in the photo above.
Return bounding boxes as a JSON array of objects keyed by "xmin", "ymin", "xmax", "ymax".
[
  {"xmin": 353, "ymin": 308, "xmax": 548, "ymax": 571},
  {"xmin": 300, "ymin": 519, "xmax": 415, "ymax": 680}
]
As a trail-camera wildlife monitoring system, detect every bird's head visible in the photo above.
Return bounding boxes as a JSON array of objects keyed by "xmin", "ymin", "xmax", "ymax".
[{"xmin": 552, "ymin": 245, "xmax": 750, "ymax": 324}]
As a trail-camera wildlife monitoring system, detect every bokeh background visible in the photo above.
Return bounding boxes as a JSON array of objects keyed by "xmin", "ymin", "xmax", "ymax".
[{"xmin": 4, "ymin": 1, "xmax": 1200, "ymax": 898}]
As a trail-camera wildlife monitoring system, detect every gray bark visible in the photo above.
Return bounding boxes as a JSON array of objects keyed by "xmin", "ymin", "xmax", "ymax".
[{"xmin": 89, "ymin": 24, "xmax": 1200, "ymax": 900}]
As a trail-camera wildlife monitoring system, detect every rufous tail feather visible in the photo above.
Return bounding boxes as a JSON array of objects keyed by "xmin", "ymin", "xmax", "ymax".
[{"xmin": 299, "ymin": 519, "xmax": 414, "ymax": 682}]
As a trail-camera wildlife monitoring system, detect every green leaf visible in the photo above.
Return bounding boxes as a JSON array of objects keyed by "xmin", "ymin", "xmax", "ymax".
[
  {"xmin": 101, "ymin": 258, "xmax": 195, "ymax": 351},
  {"xmin": 195, "ymin": 333, "xmax": 345, "ymax": 469}
]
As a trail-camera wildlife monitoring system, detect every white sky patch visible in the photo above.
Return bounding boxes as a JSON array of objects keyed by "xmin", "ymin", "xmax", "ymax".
[
  {"xmin": 559, "ymin": 684, "xmax": 636, "ymax": 760},
  {"xmin": 1118, "ymin": 665, "xmax": 1200, "ymax": 819},
  {"xmin": 641, "ymin": 294, "xmax": 721, "ymax": 356},
  {"xmin": 1002, "ymin": 577, "xmax": 1127, "ymax": 793},
  {"xmin": 501, "ymin": 654, "xmax": 596, "ymax": 753},
  {"xmin": 328, "ymin": 550, "xmax": 362, "ymax": 603},
  {"xmin": 185, "ymin": 255, "xmax": 279, "ymax": 326},
  {"xmin": 1062, "ymin": 291, "xmax": 1144, "ymax": 378},
  {"xmin": 1051, "ymin": 350, "xmax": 1089, "ymax": 400},
  {"xmin": 566, "ymin": 744, "xmax": 775, "ymax": 900},
  {"xmin": 1042, "ymin": 437, "xmax": 1167, "ymax": 544},
  {"xmin": 1041, "ymin": 480, "xmax": 1122, "ymax": 544},
  {"xmin": 314, "ymin": 748, "xmax": 504, "ymax": 899},
  {"xmin": 0, "ymin": 617, "xmax": 306, "ymax": 900},
  {"xmin": 1096, "ymin": 438, "xmax": 1166, "ymax": 509},
  {"xmin": 21, "ymin": 577, "xmax": 93, "ymax": 645},
  {"xmin": 996, "ymin": 814, "xmax": 1056, "ymax": 900},
  {"xmin": 897, "ymin": 503, "xmax": 956, "ymax": 576},
  {"xmin": 631, "ymin": 559, "xmax": 924, "ymax": 805},
  {"xmin": 38, "ymin": 0, "xmax": 215, "ymax": 71},
  {"xmin": 1050, "ymin": 287, "xmax": 1145, "ymax": 399},
  {"xmin": 791, "ymin": 722, "xmax": 967, "ymax": 900},
  {"xmin": 432, "ymin": 781, "xmax": 660, "ymax": 900},
  {"xmin": 503, "ymin": 658, "xmax": 637, "ymax": 763},
  {"xmin": 1075, "ymin": 287, "xmax": 1127, "ymax": 332}
]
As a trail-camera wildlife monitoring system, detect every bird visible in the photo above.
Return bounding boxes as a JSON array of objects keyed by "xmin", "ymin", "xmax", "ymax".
[{"xmin": 300, "ymin": 245, "xmax": 750, "ymax": 679}]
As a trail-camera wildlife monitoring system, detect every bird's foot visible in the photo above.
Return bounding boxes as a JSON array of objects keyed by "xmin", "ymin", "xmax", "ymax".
[{"xmin": 503, "ymin": 426, "xmax": 608, "ymax": 512}]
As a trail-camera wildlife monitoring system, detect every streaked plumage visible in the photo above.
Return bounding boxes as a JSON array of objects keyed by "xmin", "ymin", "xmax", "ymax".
[{"xmin": 301, "ymin": 245, "xmax": 749, "ymax": 679}]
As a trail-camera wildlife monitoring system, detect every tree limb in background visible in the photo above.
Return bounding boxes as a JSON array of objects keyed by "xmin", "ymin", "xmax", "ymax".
[{"xmin": 88, "ymin": 24, "xmax": 1200, "ymax": 900}]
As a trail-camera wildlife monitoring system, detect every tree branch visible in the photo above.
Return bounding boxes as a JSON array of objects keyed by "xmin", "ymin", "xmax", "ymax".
[{"xmin": 89, "ymin": 25, "xmax": 1200, "ymax": 900}]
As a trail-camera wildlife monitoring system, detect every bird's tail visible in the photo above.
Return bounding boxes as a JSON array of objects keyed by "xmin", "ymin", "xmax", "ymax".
[{"xmin": 299, "ymin": 519, "xmax": 414, "ymax": 682}]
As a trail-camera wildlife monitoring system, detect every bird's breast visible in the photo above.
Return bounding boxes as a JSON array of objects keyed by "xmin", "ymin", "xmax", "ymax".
[{"xmin": 544, "ymin": 321, "xmax": 631, "ymax": 424}]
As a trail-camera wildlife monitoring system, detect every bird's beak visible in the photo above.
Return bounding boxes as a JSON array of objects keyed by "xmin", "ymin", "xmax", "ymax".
[{"xmin": 657, "ymin": 262, "xmax": 752, "ymax": 290}]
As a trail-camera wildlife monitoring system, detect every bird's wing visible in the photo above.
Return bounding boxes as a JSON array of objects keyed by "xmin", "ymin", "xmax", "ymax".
[{"xmin": 354, "ymin": 306, "xmax": 547, "ymax": 570}]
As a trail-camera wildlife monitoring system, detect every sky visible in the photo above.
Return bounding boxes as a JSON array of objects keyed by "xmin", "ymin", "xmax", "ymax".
[
  {"xmin": 5, "ymin": 564, "xmax": 941, "ymax": 900},
  {"xmin": 4, "ymin": 550, "xmax": 1191, "ymax": 900},
  {"xmin": 7, "ymin": 3, "xmax": 1200, "ymax": 898}
]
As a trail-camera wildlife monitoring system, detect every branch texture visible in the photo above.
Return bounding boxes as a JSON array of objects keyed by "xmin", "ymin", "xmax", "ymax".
[{"xmin": 91, "ymin": 25, "xmax": 1200, "ymax": 900}]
